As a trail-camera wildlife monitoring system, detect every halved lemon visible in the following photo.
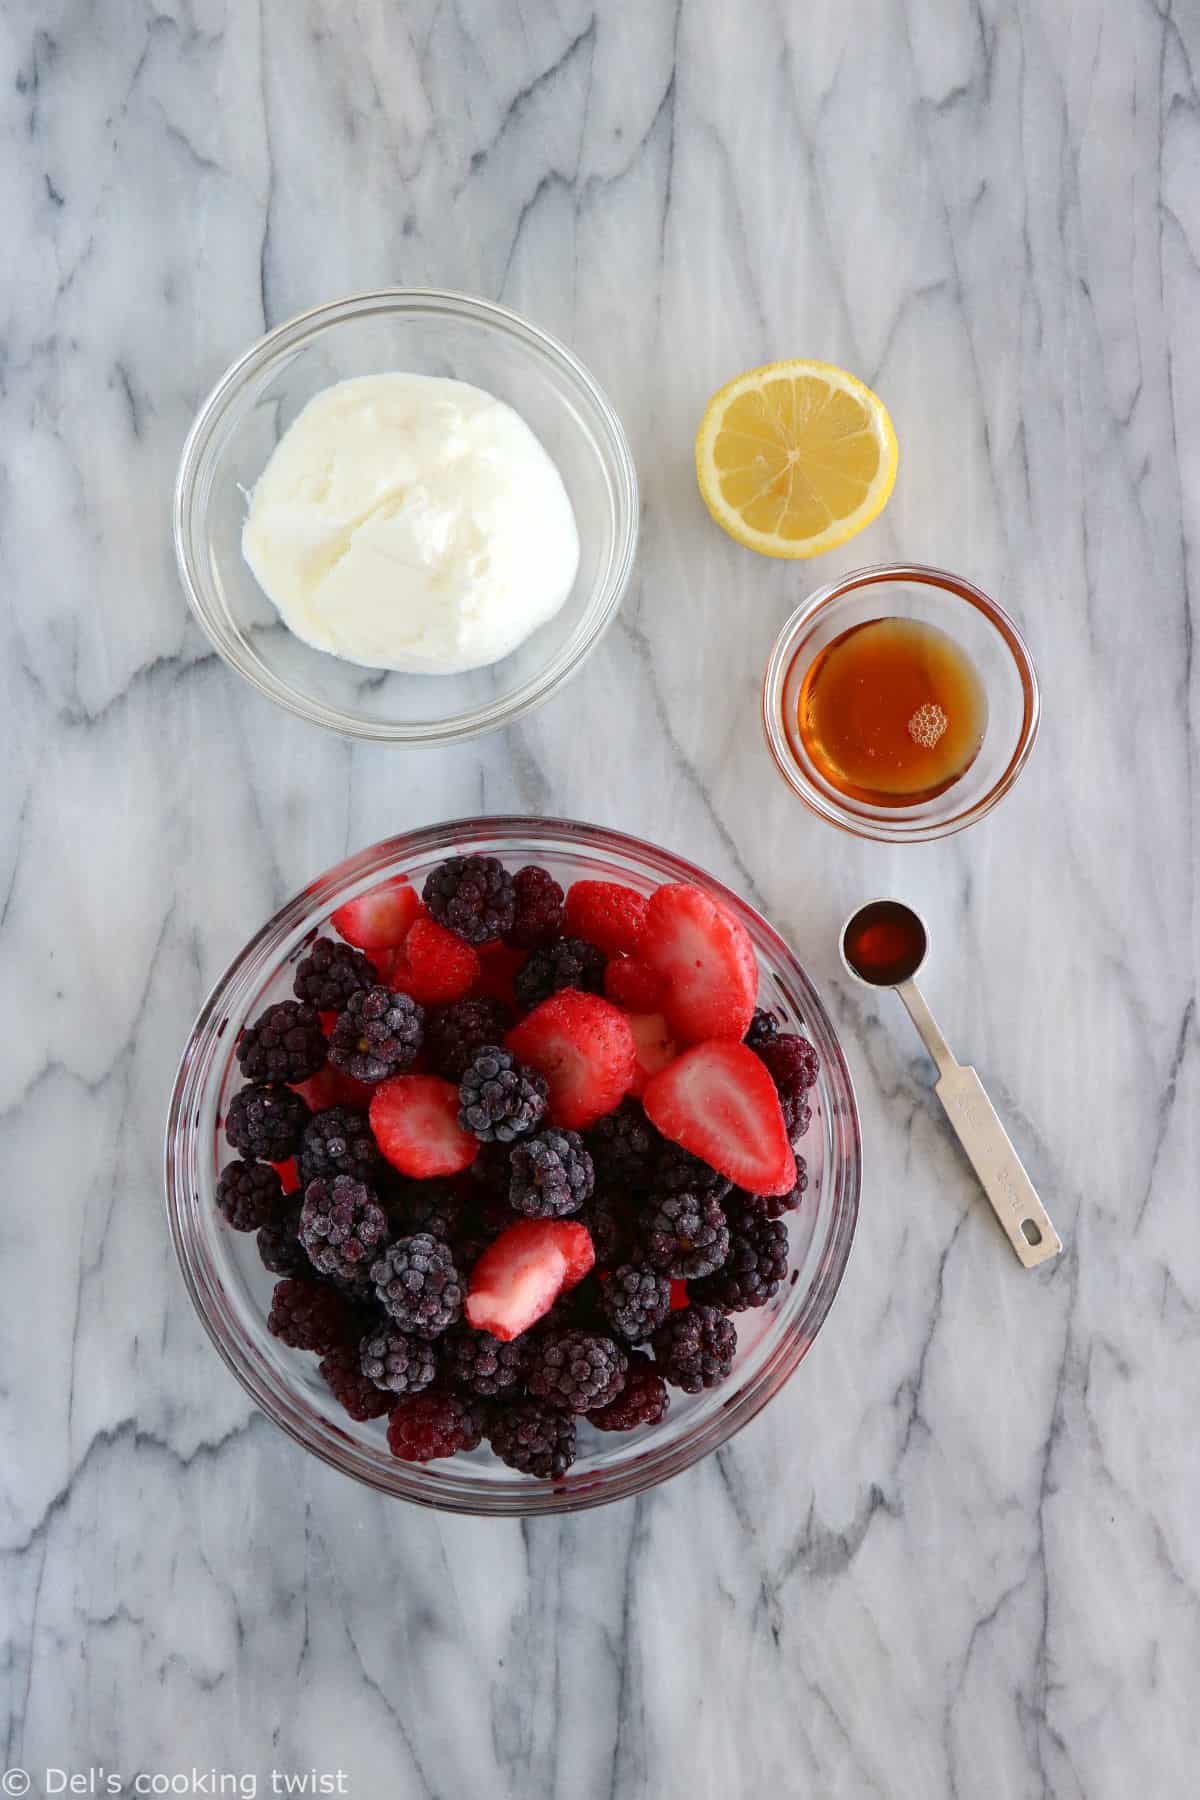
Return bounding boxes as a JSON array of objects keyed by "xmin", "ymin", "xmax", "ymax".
[{"xmin": 695, "ymin": 359, "xmax": 898, "ymax": 559}]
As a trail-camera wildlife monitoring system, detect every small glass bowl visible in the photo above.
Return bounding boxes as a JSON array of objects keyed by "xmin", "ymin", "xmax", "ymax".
[
  {"xmin": 164, "ymin": 818, "xmax": 861, "ymax": 1516},
  {"xmin": 174, "ymin": 290, "xmax": 639, "ymax": 744},
  {"xmin": 762, "ymin": 563, "xmax": 1040, "ymax": 842}
]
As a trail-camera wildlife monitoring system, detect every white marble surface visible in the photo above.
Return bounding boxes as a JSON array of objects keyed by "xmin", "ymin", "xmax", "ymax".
[{"xmin": 3, "ymin": 1, "xmax": 1198, "ymax": 1794}]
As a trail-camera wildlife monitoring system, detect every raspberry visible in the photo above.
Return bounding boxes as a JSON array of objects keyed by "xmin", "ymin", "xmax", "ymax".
[
  {"xmin": 423, "ymin": 997, "xmax": 513, "ymax": 1082},
  {"xmin": 514, "ymin": 938, "xmax": 606, "ymax": 1010},
  {"xmin": 654, "ymin": 1140, "xmax": 733, "ymax": 1201},
  {"xmin": 359, "ymin": 1324, "xmax": 438, "ymax": 1396},
  {"xmin": 297, "ymin": 1106, "xmax": 383, "ymax": 1189},
  {"xmin": 691, "ymin": 1205, "xmax": 789, "ymax": 1311},
  {"xmin": 586, "ymin": 1098, "xmax": 661, "ymax": 1189},
  {"xmin": 489, "ymin": 1399, "xmax": 577, "ymax": 1478},
  {"xmin": 257, "ymin": 1201, "xmax": 306, "ymax": 1275},
  {"xmin": 505, "ymin": 865, "xmax": 565, "ymax": 950},
  {"xmin": 319, "ymin": 1343, "xmax": 393, "ymax": 1420},
  {"xmin": 293, "ymin": 937, "xmax": 375, "ymax": 1011},
  {"xmin": 579, "ymin": 1191, "xmax": 635, "ymax": 1268},
  {"xmin": 300, "ymin": 1175, "xmax": 390, "ymax": 1282},
  {"xmin": 216, "ymin": 1159, "xmax": 284, "ymax": 1231},
  {"xmin": 601, "ymin": 1264, "xmax": 673, "ymax": 1344},
  {"xmin": 328, "ymin": 986, "xmax": 424, "ymax": 1083},
  {"xmin": 440, "ymin": 1325, "xmax": 527, "ymax": 1397},
  {"xmin": 236, "ymin": 1000, "xmax": 327, "ymax": 1085},
  {"xmin": 387, "ymin": 1392, "xmax": 485, "ymax": 1462},
  {"xmin": 458, "ymin": 1046, "xmax": 547, "ymax": 1143},
  {"xmin": 652, "ymin": 1305, "xmax": 737, "ymax": 1392},
  {"xmin": 739, "ymin": 1159, "xmax": 808, "ymax": 1220},
  {"xmin": 744, "ymin": 1008, "xmax": 780, "ymax": 1049},
  {"xmin": 641, "ymin": 1191, "xmax": 730, "ymax": 1279},
  {"xmin": 225, "ymin": 1084, "xmax": 309, "ymax": 1161},
  {"xmin": 267, "ymin": 1277, "xmax": 349, "ymax": 1354},
  {"xmin": 588, "ymin": 1352, "xmax": 669, "ymax": 1430},
  {"xmin": 508, "ymin": 1129, "xmax": 594, "ymax": 1218},
  {"xmin": 526, "ymin": 1328, "xmax": 627, "ymax": 1413},
  {"xmin": 754, "ymin": 1033, "xmax": 820, "ymax": 1136},
  {"xmin": 371, "ymin": 1233, "xmax": 464, "ymax": 1338},
  {"xmin": 423, "ymin": 855, "xmax": 516, "ymax": 945}
]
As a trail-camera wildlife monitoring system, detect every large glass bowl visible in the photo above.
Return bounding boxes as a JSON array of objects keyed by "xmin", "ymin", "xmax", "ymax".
[
  {"xmin": 164, "ymin": 819, "xmax": 861, "ymax": 1515},
  {"xmin": 173, "ymin": 291, "xmax": 638, "ymax": 743}
]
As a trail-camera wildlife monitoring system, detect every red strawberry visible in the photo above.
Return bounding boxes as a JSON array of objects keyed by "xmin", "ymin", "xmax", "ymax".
[
  {"xmin": 389, "ymin": 913, "xmax": 480, "ymax": 1006},
  {"xmin": 669, "ymin": 1279, "xmax": 690, "ymax": 1312},
  {"xmin": 465, "ymin": 1219, "xmax": 595, "ymax": 1341},
  {"xmin": 369, "ymin": 1074, "xmax": 479, "ymax": 1178},
  {"xmin": 626, "ymin": 1011, "xmax": 677, "ymax": 1097},
  {"xmin": 473, "ymin": 942, "xmax": 527, "ymax": 1006},
  {"xmin": 642, "ymin": 1041, "xmax": 796, "ymax": 1196},
  {"xmin": 270, "ymin": 1156, "xmax": 299, "ymax": 1194},
  {"xmin": 563, "ymin": 880, "xmax": 649, "ymax": 957},
  {"xmin": 291, "ymin": 1068, "xmax": 341, "ymax": 1112},
  {"xmin": 604, "ymin": 956, "xmax": 667, "ymax": 1012},
  {"xmin": 331, "ymin": 877, "xmax": 420, "ymax": 951},
  {"xmin": 506, "ymin": 991, "xmax": 636, "ymax": 1131},
  {"xmin": 639, "ymin": 882, "xmax": 757, "ymax": 1044}
]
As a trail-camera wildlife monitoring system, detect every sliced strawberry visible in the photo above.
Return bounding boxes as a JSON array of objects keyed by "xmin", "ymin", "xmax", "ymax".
[
  {"xmin": 465, "ymin": 1219, "xmax": 595, "ymax": 1341},
  {"xmin": 604, "ymin": 955, "xmax": 667, "ymax": 1012},
  {"xmin": 639, "ymin": 882, "xmax": 758, "ymax": 1044},
  {"xmin": 291, "ymin": 1068, "xmax": 341, "ymax": 1112},
  {"xmin": 473, "ymin": 942, "xmax": 527, "ymax": 1007},
  {"xmin": 367, "ymin": 945, "xmax": 402, "ymax": 984},
  {"xmin": 563, "ymin": 880, "xmax": 649, "ymax": 957},
  {"xmin": 669, "ymin": 1279, "xmax": 690, "ymax": 1312},
  {"xmin": 389, "ymin": 913, "xmax": 480, "ymax": 1006},
  {"xmin": 626, "ymin": 1011, "xmax": 678, "ymax": 1098},
  {"xmin": 642, "ymin": 1041, "xmax": 796, "ymax": 1196},
  {"xmin": 331, "ymin": 877, "xmax": 420, "ymax": 952},
  {"xmin": 270, "ymin": 1156, "xmax": 299, "ymax": 1195},
  {"xmin": 369, "ymin": 1074, "xmax": 479, "ymax": 1178},
  {"xmin": 506, "ymin": 991, "xmax": 636, "ymax": 1131}
]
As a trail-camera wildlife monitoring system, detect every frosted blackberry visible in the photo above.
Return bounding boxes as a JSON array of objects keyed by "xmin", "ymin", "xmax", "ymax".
[
  {"xmin": 216, "ymin": 1158, "xmax": 284, "ymax": 1231},
  {"xmin": 641, "ymin": 1190, "xmax": 730, "ymax": 1280},
  {"xmin": 267, "ymin": 1277, "xmax": 349, "ymax": 1354},
  {"xmin": 489, "ymin": 1399, "xmax": 577, "ymax": 1479},
  {"xmin": 652, "ymin": 1305, "xmax": 737, "ymax": 1392},
  {"xmin": 224, "ymin": 1083, "xmax": 309, "ymax": 1161},
  {"xmin": 458, "ymin": 1046, "xmax": 547, "ymax": 1143},
  {"xmin": 586, "ymin": 1099, "xmax": 661, "ymax": 1189},
  {"xmin": 257, "ymin": 1201, "xmax": 306, "ymax": 1275},
  {"xmin": 744, "ymin": 1008, "xmax": 780, "ymax": 1049},
  {"xmin": 601, "ymin": 1264, "xmax": 673, "ymax": 1344},
  {"xmin": 691, "ymin": 1206, "xmax": 789, "ymax": 1312},
  {"xmin": 526, "ymin": 1329, "xmax": 627, "ymax": 1413},
  {"xmin": 755, "ymin": 1032, "xmax": 820, "ymax": 1138},
  {"xmin": 319, "ymin": 1344, "xmax": 393, "ymax": 1421},
  {"xmin": 423, "ymin": 997, "xmax": 513, "ymax": 1082},
  {"xmin": 298, "ymin": 1106, "xmax": 383, "ymax": 1188},
  {"xmin": 388, "ymin": 1392, "xmax": 485, "ymax": 1462},
  {"xmin": 654, "ymin": 1140, "xmax": 733, "ymax": 1201},
  {"xmin": 509, "ymin": 1129, "xmax": 594, "ymax": 1218},
  {"xmin": 440, "ymin": 1325, "xmax": 527, "ymax": 1398},
  {"xmin": 579, "ymin": 1190, "xmax": 635, "ymax": 1268},
  {"xmin": 513, "ymin": 937, "xmax": 606, "ymax": 1010},
  {"xmin": 738, "ymin": 1159, "xmax": 808, "ymax": 1220},
  {"xmin": 359, "ymin": 1324, "xmax": 438, "ymax": 1397},
  {"xmin": 423, "ymin": 855, "xmax": 516, "ymax": 945},
  {"xmin": 236, "ymin": 1000, "xmax": 327, "ymax": 1085},
  {"xmin": 505, "ymin": 865, "xmax": 565, "ymax": 950},
  {"xmin": 299, "ymin": 1174, "xmax": 389, "ymax": 1282},
  {"xmin": 293, "ymin": 936, "xmax": 375, "ymax": 1011},
  {"xmin": 589, "ymin": 1353, "xmax": 670, "ymax": 1431},
  {"xmin": 328, "ymin": 985, "xmax": 424, "ymax": 1083},
  {"xmin": 371, "ymin": 1233, "xmax": 464, "ymax": 1338}
]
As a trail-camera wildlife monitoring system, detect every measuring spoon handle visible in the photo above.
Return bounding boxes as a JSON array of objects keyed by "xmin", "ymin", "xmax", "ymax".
[{"xmin": 934, "ymin": 1064, "xmax": 1062, "ymax": 1268}]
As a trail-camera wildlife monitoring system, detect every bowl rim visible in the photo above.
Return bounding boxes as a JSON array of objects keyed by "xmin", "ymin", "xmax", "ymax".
[
  {"xmin": 173, "ymin": 288, "xmax": 640, "ymax": 745},
  {"xmin": 164, "ymin": 816, "xmax": 862, "ymax": 1515}
]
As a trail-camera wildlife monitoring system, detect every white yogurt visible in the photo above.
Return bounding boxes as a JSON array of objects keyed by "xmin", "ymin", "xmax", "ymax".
[{"xmin": 242, "ymin": 373, "xmax": 580, "ymax": 674}]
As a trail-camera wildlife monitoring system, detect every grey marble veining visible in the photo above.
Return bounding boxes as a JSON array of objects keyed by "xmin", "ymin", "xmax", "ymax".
[{"xmin": 2, "ymin": 1, "xmax": 1198, "ymax": 1795}]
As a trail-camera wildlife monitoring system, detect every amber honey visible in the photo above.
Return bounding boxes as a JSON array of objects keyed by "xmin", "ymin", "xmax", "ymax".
[{"xmin": 793, "ymin": 617, "xmax": 987, "ymax": 807}]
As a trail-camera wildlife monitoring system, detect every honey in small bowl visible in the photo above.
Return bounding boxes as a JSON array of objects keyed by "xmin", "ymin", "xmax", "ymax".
[{"xmin": 794, "ymin": 616, "xmax": 987, "ymax": 807}]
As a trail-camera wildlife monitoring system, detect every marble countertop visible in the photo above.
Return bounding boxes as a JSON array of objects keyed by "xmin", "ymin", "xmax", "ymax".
[{"xmin": 4, "ymin": 1, "xmax": 1198, "ymax": 1794}]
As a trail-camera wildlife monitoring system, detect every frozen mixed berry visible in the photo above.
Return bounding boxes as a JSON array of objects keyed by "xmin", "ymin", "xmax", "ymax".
[
  {"xmin": 328, "ymin": 985, "xmax": 424, "ymax": 1083},
  {"xmin": 267, "ymin": 1277, "xmax": 349, "ymax": 1354},
  {"xmin": 489, "ymin": 1398, "xmax": 577, "ymax": 1478},
  {"xmin": 359, "ymin": 1323, "xmax": 439, "ymax": 1396},
  {"xmin": 509, "ymin": 1129, "xmax": 594, "ymax": 1218},
  {"xmin": 641, "ymin": 1191, "xmax": 730, "ymax": 1280},
  {"xmin": 440, "ymin": 1324, "xmax": 527, "ymax": 1397},
  {"xmin": 586, "ymin": 1098, "xmax": 661, "ymax": 1189},
  {"xmin": 513, "ymin": 937, "xmax": 606, "ymax": 1010},
  {"xmin": 691, "ymin": 1205, "xmax": 789, "ymax": 1312},
  {"xmin": 601, "ymin": 1264, "xmax": 673, "ymax": 1344},
  {"xmin": 387, "ymin": 1391, "xmax": 485, "ymax": 1462},
  {"xmin": 458, "ymin": 1046, "xmax": 547, "ymax": 1143},
  {"xmin": 738, "ymin": 1159, "xmax": 808, "ymax": 1220},
  {"xmin": 256, "ymin": 1201, "xmax": 306, "ymax": 1275},
  {"xmin": 505, "ymin": 864, "xmax": 565, "ymax": 950},
  {"xmin": 292, "ymin": 937, "xmax": 375, "ymax": 1011},
  {"xmin": 299, "ymin": 1174, "xmax": 390, "ymax": 1282},
  {"xmin": 297, "ymin": 1106, "xmax": 384, "ymax": 1189},
  {"xmin": 236, "ymin": 1000, "xmax": 327, "ymax": 1085},
  {"xmin": 371, "ymin": 1232, "xmax": 464, "ymax": 1338},
  {"xmin": 588, "ymin": 1352, "xmax": 670, "ymax": 1431},
  {"xmin": 423, "ymin": 996, "xmax": 513, "ymax": 1082},
  {"xmin": 652, "ymin": 1305, "xmax": 737, "ymax": 1392},
  {"xmin": 754, "ymin": 1032, "xmax": 820, "ymax": 1136},
  {"xmin": 225, "ymin": 1083, "xmax": 309, "ymax": 1161},
  {"xmin": 744, "ymin": 1008, "xmax": 780, "ymax": 1049},
  {"xmin": 654, "ymin": 1139, "xmax": 733, "ymax": 1201},
  {"xmin": 579, "ymin": 1190, "xmax": 635, "ymax": 1269},
  {"xmin": 216, "ymin": 1158, "xmax": 285, "ymax": 1231},
  {"xmin": 423, "ymin": 855, "xmax": 516, "ymax": 945},
  {"xmin": 526, "ymin": 1328, "xmax": 627, "ymax": 1413},
  {"xmin": 319, "ymin": 1343, "xmax": 393, "ymax": 1421}
]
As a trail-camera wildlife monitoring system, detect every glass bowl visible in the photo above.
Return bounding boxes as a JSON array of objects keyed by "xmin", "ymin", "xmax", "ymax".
[
  {"xmin": 762, "ymin": 563, "xmax": 1040, "ymax": 842},
  {"xmin": 173, "ymin": 291, "xmax": 639, "ymax": 744},
  {"xmin": 164, "ymin": 819, "xmax": 861, "ymax": 1516}
]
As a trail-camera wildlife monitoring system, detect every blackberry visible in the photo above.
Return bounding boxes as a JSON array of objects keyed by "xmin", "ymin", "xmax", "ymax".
[
  {"xmin": 424, "ymin": 997, "xmax": 513, "ymax": 1082},
  {"xmin": 293, "ymin": 937, "xmax": 375, "ymax": 1011},
  {"xmin": 692, "ymin": 1206, "xmax": 790, "ymax": 1312},
  {"xmin": 440, "ymin": 1325, "xmax": 527, "ymax": 1397},
  {"xmin": 580, "ymin": 1190, "xmax": 635, "ymax": 1269},
  {"xmin": 586, "ymin": 1099, "xmax": 661, "ymax": 1190},
  {"xmin": 328, "ymin": 986, "xmax": 424, "ymax": 1083},
  {"xmin": 458, "ymin": 1046, "xmax": 547, "ymax": 1143},
  {"xmin": 788, "ymin": 1097, "xmax": 813, "ymax": 1141},
  {"xmin": 225, "ymin": 1083, "xmax": 309, "ymax": 1161},
  {"xmin": 509, "ymin": 1129, "xmax": 594, "ymax": 1218},
  {"xmin": 601, "ymin": 1264, "xmax": 673, "ymax": 1344},
  {"xmin": 505, "ymin": 864, "xmax": 565, "ymax": 950},
  {"xmin": 745, "ymin": 1008, "xmax": 780, "ymax": 1049},
  {"xmin": 526, "ymin": 1328, "xmax": 627, "ymax": 1413},
  {"xmin": 319, "ymin": 1344, "xmax": 393, "ymax": 1421},
  {"xmin": 514, "ymin": 937, "xmax": 606, "ymax": 1010},
  {"xmin": 489, "ymin": 1399, "xmax": 577, "ymax": 1478},
  {"xmin": 755, "ymin": 1033, "xmax": 820, "ymax": 1137},
  {"xmin": 654, "ymin": 1140, "xmax": 733, "ymax": 1201},
  {"xmin": 589, "ymin": 1352, "xmax": 670, "ymax": 1431},
  {"xmin": 298, "ymin": 1106, "xmax": 383, "ymax": 1188},
  {"xmin": 216, "ymin": 1158, "xmax": 284, "ymax": 1231},
  {"xmin": 423, "ymin": 855, "xmax": 516, "ymax": 946},
  {"xmin": 641, "ymin": 1191, "xmax": 730, "ymax": 1280},
  {"xmin": 739, "ymin": 1159, "xmax": 808, "ymax": 1220},
  {"xmin": 359, "ymin": 1324, "xmax": 438, "ymax": 1396},
  {"xmin": 267, "ymin": 1277, "xmax": 349, "ymax": 1354},
  {"xmin": 392, "ymin": 1178, "xmax": 469, "ymax": 1243},
  {"xmin": 388, "ymin": 1391, "xmax": 485, "ymax": 1462},
  {"xmin": 257, "ymin": 1201, "xmax": 306, "ymax": 1275},
  {"xmin": 652, "ymin": 1305, "xmax": 737, "ymax": 1392},
  {"xmin": 300, "ymin": 1175, "xmax": 390, "ymax": 1282},
  {"xmin": 237, "ymin": 1000, "xmax": 327, "ymax": 1085},
  {"xmin": 371, "ymin": 1233, "xmax": 464, "ymax": 1338},
  {"xmin": 450, "ymin": 1190, "xmax": 513, "ymax": 1272}
]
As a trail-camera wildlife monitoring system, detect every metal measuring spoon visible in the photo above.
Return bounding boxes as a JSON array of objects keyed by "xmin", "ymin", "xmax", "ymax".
[{"xmin": 839, "ymin": 899, "xmax": 1062, "ymax": 1269}]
